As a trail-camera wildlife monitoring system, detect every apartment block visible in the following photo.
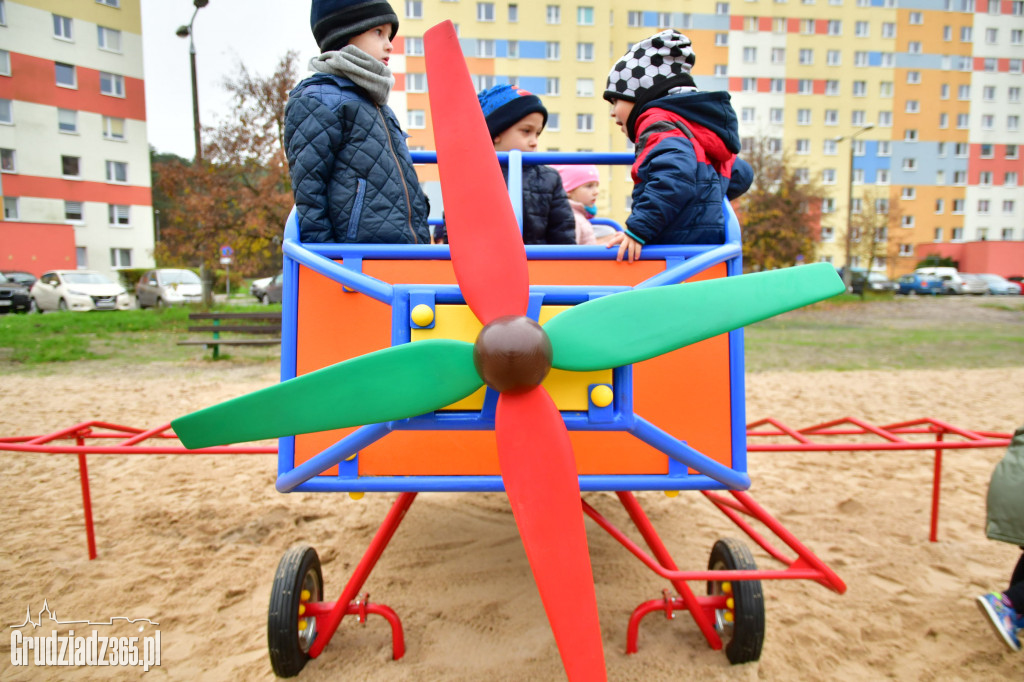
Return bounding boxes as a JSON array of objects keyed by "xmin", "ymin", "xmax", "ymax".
[
  {"xmin": 398, "ymin": 0, "xmax": 1024, "ymax": 275},
  {"xmin": 0, "ymin": 0, "xmax": 153, "ymax": 282}
]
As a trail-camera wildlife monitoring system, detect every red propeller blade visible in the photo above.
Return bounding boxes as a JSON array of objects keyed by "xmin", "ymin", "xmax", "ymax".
[
  {"xmin": 424, "ymin": 21, "xmax": 529, "ymax": 324},
  {"xmin": 496, "ymin": 387, "xmax": 607, "ymax": 681}
]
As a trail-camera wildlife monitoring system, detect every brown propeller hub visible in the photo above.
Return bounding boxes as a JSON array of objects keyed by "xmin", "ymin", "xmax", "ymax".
[{"xmin": 473, "ymin": 315, "xmax": 553, "ymax": 394}]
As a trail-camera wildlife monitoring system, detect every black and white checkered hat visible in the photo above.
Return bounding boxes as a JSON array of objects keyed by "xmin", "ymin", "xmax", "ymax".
[{"xmin": 603, "ymin": 30, "xmax": 697, "ymax": 106}]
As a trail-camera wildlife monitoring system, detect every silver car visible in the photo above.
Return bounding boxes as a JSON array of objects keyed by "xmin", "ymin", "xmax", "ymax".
[{"xmin": 136, "ymin": 269, "xmax": 203, "ymax": 308}]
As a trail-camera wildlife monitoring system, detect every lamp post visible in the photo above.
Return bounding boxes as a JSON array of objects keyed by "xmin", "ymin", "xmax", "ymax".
[
  {"xmin": 176, "ymin": 0, "xmax": 209, "ymax": 163},
  {"xmin": 835, "ymin": 124, "xmax": 874, "ymax": 290}
]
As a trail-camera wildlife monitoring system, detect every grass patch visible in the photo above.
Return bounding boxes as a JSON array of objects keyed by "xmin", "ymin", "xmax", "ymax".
[
  {"xmin": 0, "ymin": 304, "xmax": 281, "ymax": 365},
  {"xmin": 745, "ymin": 317, "xmax": 1024, "ymax": 371}
]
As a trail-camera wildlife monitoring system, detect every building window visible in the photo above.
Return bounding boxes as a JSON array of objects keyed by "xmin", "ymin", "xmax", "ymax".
[
  {"xmin": 407, "ymin": 110, "xmax": 425, "ymax": 129},
  {"xmin": 405, "ymin": 1, "xmax": 422, "ymax": 18},
  {"xmin": 508, "ymin": 3, "xmax": 518, "ymax": 21},
  {"xmin": 627, "ymin": 10, "xmax": 642, "ymax": 26},
  {"xmin": 0, "ymin": 49, "xmax": 9, "ymax": 76},
  {"xmin": 770, "ymin": 78, "xmax": 784, "ymax": 93},
  {"xmin": 471, "ymin": 74, "xmax": 495, "ymax": 91},
  {"xmin": 546, "ymin": 77, "xmax": 559, "ymax": 96},
  {"xmin": 99, "ymin": 72, "xmax": 125, "ymax": 97},
  {"xmin": 771, "ymin": 47, "xmax": 785, "ymax": 65},
  {"xmin": 507, "ymin": 40, "xmax": 518, "ymax": 58},
  {"xmin": 1012, "ymin": 29, "xmax": 1024, "ymax": 44},
  {"xmin": 881, "ymin": 22, "xmax": 895, "ymax": 38},
  {"xmin": 546, "ymin": 4, "xmax": 560, "ymax": 23},
  {"xmin": 576, "ymin": 78, "xmax": 593, "ymax": 97},
  {"xmin": 105, "ymin": 160, "xmax": 128, "ymax": 183},
  {"xmin": 65, "ymin": 200, "xmax": 83, "ymax": 222},
  {"xmin": 476, "ymin": 2, "xmax": 494, "ymax": 21},
  {"xmin": 956, "ymin": 113, "xmax": 969, "ymax": 128},
  {"xmin": 0, "ymin": 98, "xmax": 11, "ymax": 125},
  {"xmin": 714, "ymin": 65, "xmax": 727, "ymax": 76},
  {"xmin": 822, "ymin": 168, "xmax": 837, "ymax": 184},
  {"xmin": 906, "ymin": 100, "xmax": 919, "ymax": 113},
  {"xmin": 97, "ymin": 25, "xmax": 122, "ymax": 52},
  {"xmin": 1007, "ymin": 144, "xmax": 1020, "ymax": 159},
  {"xmin": 907, "ymin": 71, "xmax": 921, "ymax": 85},
  {"xmin": 852, "ymin": 81, "xmax": 866, "ymax": 97},
  {"xmin": 978, "ymin": 199, "xmax": 991, "ymax": 214},
  {"xmin": 958, "ymin": 84, "xmax": 970, "ymax": 100},
  {"xmin": 907, "ymin": 41, "xmax": 922, "ymax": 54},
  {"xmin": 901, "ymin": 187, "xmax": 916, "ymax": 200},
  {"xmin": 546, "ymin": 41, "xmax": 560, "ymax": 60},
  {"xmin": 657, "ymin": 11, "xmax": 672, "ymax": 28},
  {"xmin": 823, "ymin": 138, "xmax": 837, "ymax": 155},
  {"xmin": 741, "ymin": 107, "xmax": 756, "ymax": 123},
  {"xmin": 827, "ymin": 20, "xmax": 842, "ymax": 35},
  {"xmin": 405, "ymin": 37, "xmax": 423, "ymax": 55},
  {"xmin": 0, "ymin": 147, "xmax": 14, "ymax": 172},
  {"xmin": 909, "ymin": 11, "xmax": 923, "ymax": 23},
  {"xmin": 110, "ymin": 248, "xmax": 132, "ymax": 268},
  {"xmin": 577, "ymin": 42, "xmax": 593, "ymax": 61},
  {"xmin": 3, "ymin": 197, "xmax": 18, "ymax": 220},
  {"xmin": 55, "ymin": 62, "xmax": 77, "ymax": 88},
  {"xmin": 1009, "ymin": 115, "xmax": 1021, "ymax": 131},
  {"xmin": 769, "ymin": 108, "xmax": 784, "ymax": 124},
  {"xmin": 406, "ymin": 73, "xmax": 427, "ymax": 92},
  {"xmin": 576, "ymin": 113, "xmax": 593, "ymax": 132},
  {"xmin": 1007, "ymin": 171, "xmax": 1020, "ymax": 186},
  {"xmin": 822, "ymin": 198, "xmax": 836, "ymax": 213},
  {"xmin": 794, "ymin": 168, "xmax": 810, "ymax": 183},
  {"xmin": 797, "ymin": 79, "xmax": 812, "ymax": 95},
  {"xmin": 1002, "ymin": 228, "xmax": 1015, "ymax": 240},
  {"xmin": 796, "ymin": 138, "xmax": 810, "ymax": 154},
  {"xmin": 716, "ymin": 2, "xmax": 730, "ymax": 13},
  {"xmin": 742, "ymin": 78, "xmax": 757, "ymax": 92},
  {"xmin": 902, "ymin": 215, "xmax": 915, "ymax": 227},
  {"xmin": 979, "ymin": 171, "xmax": 993, "ymax": 186},
  {"xmin": 546, "ymin": 113, "xmax": 559, "ymax": 131},
  {"xmin": 715, "ymin": 33, "xmax": 728, "ymax": 46},
  {"xmin": 577, "ymin": 6, "xmax": 594, "ymax": 24},
  {"xmin": 53, "ymin": 14, "xmax": 73, "ymax": 40},
  {"xmin": 935, "ymin": 199, "xmax": 945, "ymax": 213},
  {"xmin": 108, "ymin": 204, "xmax": 130, "ymax": 226},
  {"xmin": 823, "ymin": 80, "xmax": 838, "ymax": 96},
  {"xmin": 56, "ymin": 108, "xmax": 78, "ymax": 133},
  {"xmin": 898, "ymin": 244, "xmax": 914, "ymax": 257},
  {"xmin": 798, "ymin": 49, "xmax": 813, "ymax": 65},
  {"xmin": 854, "ymin": 51, "xmax": 869, "ymax": 67},
  {"xmin": 476, "ymin": 39, "xmax": 494, "ymax": 57},
  {"xmin": 953, "ymin": 170, "xmax": 967, "ymax": 184},
  {"xmin": 96, "ymin": 0, "xmax": 121, "ymax": 6},
  {"xmin": 952, "ymin": 227, "xmax": 963, "ymax": 241},
  {"xmin": 61, "ymin": 155, "xmax": 80, "ymax": 177},
  {"xmin": 743, "ymin": 16, "xmax": 758, "ymax": 32},
  {"xmin": 743, "ymin": 47, "xmax": 757, "ymax": 63},
  {"xmin": 824, "ymin": 110, "xmax": 839, "ymax": 126},
  {"xmin": 851, "ymin": 110, "xmax": 866, "ymax": 126},
  {"xmin": 940, "ymin": 84, "xmax": 950, "ymax": 99},
  {"xmin": 855, "ymin": 21, "xmax": 869, "ymax": 37},
  {"xmin": 986, "ymin": 27, "xmax": 998, "ymax": 43},
  {"xmin": 0, "ymin": 0, "xmax": 5, "ymax": 25}
]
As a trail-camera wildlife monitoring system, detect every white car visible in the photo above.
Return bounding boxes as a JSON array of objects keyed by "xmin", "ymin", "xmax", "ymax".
[
  {"xmin": 250, "ymin": 276, "xmax": 274, "ymax": 301},
  {"xmin": 976, "ymin": 273, "xmax": 1021, "ymax": 295},
  {"xmin": 30, "ymin": 270, "xmax": 132, "ymax": 312},
  {"xmin": 136, "ymin": 268, "xmax": 203, "ymax": 308}
]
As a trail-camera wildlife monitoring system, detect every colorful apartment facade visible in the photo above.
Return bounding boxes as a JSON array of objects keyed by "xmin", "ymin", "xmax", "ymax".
[
  {"xmin": 0, "ymin": 0, "xmax": 153, "ymax": 281},
  {"xmin": 398, "ymin": 0, "xmax": 1023, "ymax": 276}
]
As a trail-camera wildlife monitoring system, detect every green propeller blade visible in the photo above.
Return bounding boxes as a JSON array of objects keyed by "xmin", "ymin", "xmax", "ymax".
[
  {"xmin": 172, "ymin": 339, "xmax": 482, "ymax": 449},
  {"xmin": 544, "ymin": 262, "xmax": 845, "ymax": 372}
]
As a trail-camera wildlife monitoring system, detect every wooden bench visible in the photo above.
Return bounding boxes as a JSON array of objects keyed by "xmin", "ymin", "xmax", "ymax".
[{"xmin": 178, "ymin": 312, "xmax": 282, "ymax": 359}]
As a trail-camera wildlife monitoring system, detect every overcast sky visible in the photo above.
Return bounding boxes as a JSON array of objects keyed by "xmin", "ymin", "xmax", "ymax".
[{"xmin": 140, "ymin": 0, "xmax": 319, "ymax": 158}]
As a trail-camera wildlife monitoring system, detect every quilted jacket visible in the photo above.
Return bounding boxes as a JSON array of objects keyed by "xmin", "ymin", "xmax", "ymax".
[
  {"xmin": 626, "ymin": 91, "xmax": 753, "ymax": 246},
  {"xmin": 986, "ymin": 425, "xmax": 1024, "ymax": 546},
  {"xmin": 434, "ymin": 163, "xmax": 576, "ymax": 245},
  {"xmin": 284, "ymin": 73, "xmax": 430, "ymax": 244}
]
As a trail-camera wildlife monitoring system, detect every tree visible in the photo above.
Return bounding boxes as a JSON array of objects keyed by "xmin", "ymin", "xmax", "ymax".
[
  {"xmin": 733, "ymin": 136, "xmax": 827, "ymax": 272},
  {"xmin": 849, "ymin": 188, "xmax": 903, "ymax": 278},
  {"xmin": 151, "ymin": 51, "xmax": 300, "ymax": 278}
]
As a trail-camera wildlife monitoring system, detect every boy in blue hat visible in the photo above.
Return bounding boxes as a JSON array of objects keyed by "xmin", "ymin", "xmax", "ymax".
[
  {"xmin": 603, "ymin": 30, "xmax": 753, "ymax": 262},
  {"xmin": 435, "ymin": 85, "xmax": 575, "ymax": 245},
  {"xmin": 284, "ymin": 0, "xmax": 430, "ymax": 244}
]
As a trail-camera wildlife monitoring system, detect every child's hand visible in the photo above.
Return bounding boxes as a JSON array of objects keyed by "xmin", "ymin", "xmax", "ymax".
[{"xmin": 605, "ymin": 232, "xmax": 642, "ymax": 262}]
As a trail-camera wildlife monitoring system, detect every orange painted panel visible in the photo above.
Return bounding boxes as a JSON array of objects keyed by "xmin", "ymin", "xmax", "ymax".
[
  {"xmin": 291, "ymin": 259, "xmax": 734, "ymax": 479},
  {"xmin": 1, "ymin": 52, "xmax": 146, "ymax": 121},
  {"xmin": 0, "ymin": 222, "xmax": 76, "ymax": 274},
  {"xmin": 3, "ymin": 174, "xmax": 152, "ymax": 206}
]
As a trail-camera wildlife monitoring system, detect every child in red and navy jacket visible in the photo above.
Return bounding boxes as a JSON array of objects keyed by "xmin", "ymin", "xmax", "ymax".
[{"xmin": 603, "ymin": 30, "xmax": 753, "ymax": 262}]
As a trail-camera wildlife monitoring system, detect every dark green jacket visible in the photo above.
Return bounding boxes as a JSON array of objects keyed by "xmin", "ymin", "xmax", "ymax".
[{"xmin": 986, "ymin": 425, "xmax": 1024, "ymax": 545}]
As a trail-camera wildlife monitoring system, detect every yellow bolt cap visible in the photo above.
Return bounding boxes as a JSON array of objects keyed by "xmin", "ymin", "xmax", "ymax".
[
  {"xmin": 722, "ymin": 582, "xmax": 732, "ymax": 594},
  {"xmin": 298, "ymin": 620, "xmax": 308, "ymax": 631},
  {"xmin": 590, "ymin": 384, "xmax": 613, "ymax": 408},
  {"xmin": 300, "ymin": 589, "xmax": 311, "ymax": 602},
  {"xmin": 349, "ymin": 491, "xmax": 365, "ymax": 500},
  {"xmin": 724, "ymin": 612, "xmax": 734, "ymax": 623},
  {"xmin": 663, "ymin": 490, "xmax": 679, "ymax": 498},
  {"xmin": 411, "ymin": 304, "xmax": 434, "ymax": 327},
  {"xmin": 299, "ymin": 604, "xmax": 306, "ymax": 616},
  {"xmin": 726, "ymin": 597, "xmax": 734, "ymax": 610}
]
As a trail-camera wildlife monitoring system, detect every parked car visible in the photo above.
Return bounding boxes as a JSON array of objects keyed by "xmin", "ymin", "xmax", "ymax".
[
  {"xmin": 250, "ymin": 275, "xmax": 274, "ymax": 301},
  {"xmin": 866, "ymin": 271, "xmax": 897, "ymax": 292},
  {"xmin": 974, "ymin": 273, "xmax": 1020, "ymax": 295},
  {"xmin": 896, "ymin": 273, "xmax": 944, "ymax": 295},
  {"xmin": 30, "ymin": 270, "xmax": 132, "ymax": 312},
  {"xmin": 0, "ymin": 272, "xmax": 31, "ymax": 314},
  {"xmin": 136, "ymin": 268, "xmax": 203, "ymax": 308},
  {"xmin": 261, "ymin": 273, "xmax": 284, "ymax": 305},
  {"xmin": 0, "ymin": 270, "xmax": 37, "ymax": 289},
  {"xmin": 955, "ymin": 273, "xmax": 991, "ymax": 295},
  {"xmin": 915, "ymin": 267, "xmax": 985, "ymax": 295},
  {"xmin": 1006, "ymin": 276, "xmax": 1024, "ymax": 294}
]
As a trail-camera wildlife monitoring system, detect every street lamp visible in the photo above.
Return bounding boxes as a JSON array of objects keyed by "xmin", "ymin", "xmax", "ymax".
[
  {"xmin": 176, "ymin": 0, "xmax": 209, "ymax": 163},
  {"xmin": 834, "ymin": 124, "xmax": 874, "ymax": 290}
]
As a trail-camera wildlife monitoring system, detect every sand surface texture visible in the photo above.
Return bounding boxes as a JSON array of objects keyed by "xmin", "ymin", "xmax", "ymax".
[{"xmin": 1, "ymin": 356, "xmax": 1023, "ymax": 680}]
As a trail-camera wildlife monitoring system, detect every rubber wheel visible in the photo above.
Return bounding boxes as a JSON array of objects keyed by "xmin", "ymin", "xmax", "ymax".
[
  {"xmin": 58, "ymin": 298, "xmax": 68, "ymax": 311},
  {"xmin": 706, "ymin": 538, "xmax": 765, "ymax": 664},
  {"xmin": 261, "ymin": 293, "xmax": 270, "ymax": 306},
  {"xmin": 31, "ymin": 298, "xmax": 42, "ymax": 313},
  {"xmin": 155, "ymin": 297, "xmax": 165, "ymax": 309},
  {"xmin": 268, "ymin": 545, "xmax": 323, "ymax": 678}
]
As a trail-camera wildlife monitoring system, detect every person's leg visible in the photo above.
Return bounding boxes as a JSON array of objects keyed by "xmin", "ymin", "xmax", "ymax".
[{"xmin": 1007, "ymin": 549, "xmax": 1024, "ymax": 615}]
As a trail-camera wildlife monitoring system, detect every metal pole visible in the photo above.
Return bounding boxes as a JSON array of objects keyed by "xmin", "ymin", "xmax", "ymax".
[
  {"xmin": 840, "ymin": 124, "xmax": 873, "ymax": 290},
  {"xmin": 189, "ymin": 38, "xmax": 201, "ymax": 162}
]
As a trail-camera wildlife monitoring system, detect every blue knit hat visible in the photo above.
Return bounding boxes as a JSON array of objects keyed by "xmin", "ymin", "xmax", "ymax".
[
  {"xmin": 311, "ymin": 0, "xmax": 399, "ymax": 52},
  {"xmin": 478, "ymin": 84, "xmax": 548, "ymax": 139}
]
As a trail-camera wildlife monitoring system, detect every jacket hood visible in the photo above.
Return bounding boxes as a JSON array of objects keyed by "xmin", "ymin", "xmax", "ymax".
[{"xmin": 632, "ymin": 91, "xmax": 742, "ymax": 155}]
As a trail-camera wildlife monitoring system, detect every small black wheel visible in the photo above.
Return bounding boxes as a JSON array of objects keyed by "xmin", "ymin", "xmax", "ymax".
[
  {"xmin": 268, "ymin": 545, "xmax": 323, "ymax": 678},
  {"xmin": 58, "ymin": 298, "xmax": 68, "ymax": 311},
  {"xmin": 706, "ymin": 538, "xmax": 765, "ymax": 664},
  {"xmin": 261, "ymin": 293, "xmax": 270, "ymax": 306},
  {"xmin": 155, "ymin": 297, "xmax": 165, "ymax": 309},
  {"xmin": 30, "ymin": 297, "xmax": 42, "ymax": 313}
]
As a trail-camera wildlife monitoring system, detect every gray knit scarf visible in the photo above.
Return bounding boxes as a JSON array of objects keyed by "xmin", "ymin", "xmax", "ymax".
[{"xmin": 309, "ymin": 45, "xmax": 393, "ymax": 106}]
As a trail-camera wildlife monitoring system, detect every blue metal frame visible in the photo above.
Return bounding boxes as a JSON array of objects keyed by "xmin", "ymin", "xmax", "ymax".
[{"xmin": 277, "ymin": 152, "xmax": 748, "ymax": 495}]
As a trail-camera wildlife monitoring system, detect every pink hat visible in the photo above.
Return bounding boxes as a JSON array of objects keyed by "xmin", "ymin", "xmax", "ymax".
[{"xmin": 551, "ymin": 164, "xmax": 600, "ymax": 193}]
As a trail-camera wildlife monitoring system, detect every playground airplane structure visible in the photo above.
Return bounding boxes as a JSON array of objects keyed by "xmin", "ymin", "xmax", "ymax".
[{"xmin": 171, "ymin": 21, "xmax": 848, "ymax": 680}]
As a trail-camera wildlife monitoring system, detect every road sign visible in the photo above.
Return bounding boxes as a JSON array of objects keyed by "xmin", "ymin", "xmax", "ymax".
[{"xmin": 220, "ymin": 245, "xmax": 234, "ymax": 257}]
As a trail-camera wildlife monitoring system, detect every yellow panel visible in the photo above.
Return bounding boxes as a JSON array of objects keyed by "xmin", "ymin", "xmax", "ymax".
[
  {"xmin": 410, "ymin": 304, "xmax": 612, "ymax": 410},
  {"xmin": 17, "ymin": 0, "xmax": 142, "ymax": 31}
]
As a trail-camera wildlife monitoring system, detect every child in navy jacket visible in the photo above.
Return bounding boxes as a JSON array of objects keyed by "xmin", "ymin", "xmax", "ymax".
[{"xmin": 603, "ymin": 30, "xmax": 753, "ymax": 261}]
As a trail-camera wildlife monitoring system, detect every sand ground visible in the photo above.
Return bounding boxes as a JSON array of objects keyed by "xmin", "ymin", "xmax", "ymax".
[{"xmin": 0, "ymin": 354, "xmax": 1023, "ymax": 680}]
